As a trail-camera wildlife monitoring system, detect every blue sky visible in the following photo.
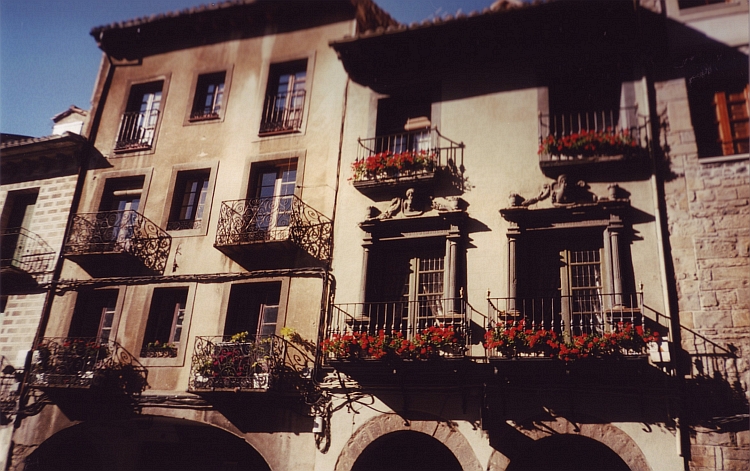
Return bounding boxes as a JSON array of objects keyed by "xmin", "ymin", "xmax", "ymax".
[{"xmin": 0, "ymin": 0, "xmax": 499, "ymax": 137}]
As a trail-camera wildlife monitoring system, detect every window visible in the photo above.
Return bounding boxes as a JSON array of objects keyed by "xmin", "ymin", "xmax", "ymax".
[
  {"xmin": 365, "ymin": 244, "xmax": 449, "ymax": 334},
  {"xmin": 167, "ymin": 170, "xmax": 210, "ymax": 231},
  {"xmin": 688, "ymin": 63, "xmax": 749, "ymax": 157},
  {"xmin": 714, "ymin": 86, "xmax": 749, "ymax": 156},
  {"xmin": 679, "ymin": 0, "xmax": 738, "ymax": 8},
  {"xmin": 115, "ymin": 81, "xmax": 163, "ymax": 152},
  {"xmin": 375, "ymin": 95, "xmax": 432, "ymax": 154},
  {"xmin": 260, "ymin": 60, "xmax": 307, "ymax": 134},
  {"xmin": 190, "ymin": 72, "xmax": 225, "ymax": 121},
  {"xmin": 223, "ymin": 282, "xmax": 281, "ymax": 339},
  {"xmin": 68, "ymin": 290, "xmax": 119, "ymax": 343},
  {"xmin": 141, "ymin": 288, "xmax": 188, "ymax": 357},
  {"xmin": 95, "ymin": 177, "xmax": 144, "ymax": 250},
  {"xmin": 0, "ymin": 190, "xmax": 38, "ymax": 269},
  {"xmin": 251, "ymin": 161, "xmax": 297, "ymax": 237}
]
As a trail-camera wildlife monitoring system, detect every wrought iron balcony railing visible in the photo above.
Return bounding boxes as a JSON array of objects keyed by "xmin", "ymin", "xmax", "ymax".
[
  {"xmin": 29, "ymin": 338, "xmax": 148, "ymax": 396},
  {"xmin": 353, "ymin": 128, "xmax": 464, "ymax": 184},
  {"xmin": 259, "ymin": 90, "xmax": 306, "ymax": 135},
  {"xmin": 189, "ymin": 334, "xmax": 313, "ymax": 392},
  {"xmin": 214, "ymin": 195, "xmax": 332, "ymax": 263},
  {"xmin": 538, "ymin": 107, "xmax": 648, "ymax": 163},
  {"xmin": 487, "ymin": 293, "xmax": 645, "ymax": 336},
  {"xmin": 115, "ymin": 110, "xmax": 160, "ymax": 152},
  {"xmin": 0, "ymin": 357, "xmax": 20, "ymax": 417},
  {"xmin": 325, "ymin": 298, "xmax": 468, "ymax": 360},
  {"xmin": 64, "ymin": 210, "xmax": 171, "ymax": 274},
  {"xmin": 0, "ymin": 227, "xmax": 55, "ymax": 280}
]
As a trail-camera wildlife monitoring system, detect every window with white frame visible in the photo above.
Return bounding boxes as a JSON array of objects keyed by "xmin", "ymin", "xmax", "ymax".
[
  {"xmin": 260, "ymin": 60, "xmax": 307, "ymax": 134},
  {"xmin": 190, "ymin": 72, "xmax": 225, "ymax": 121},
  {"xmin": 168, "ymin": 170, "xmax": 210, "ymax": 231},
  {"xmin": 116, "ymin": 81, "xmax": 163, "ymax": 152},
  {"xmin": 68, "ymin": 289, "xmax": 119, "ymax": 343}
]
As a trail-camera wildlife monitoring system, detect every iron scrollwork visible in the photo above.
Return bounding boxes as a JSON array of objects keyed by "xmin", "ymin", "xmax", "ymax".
[
  {"xmin": 0, "ymin": 227, "xmax": 56, "ymax": 283},
  {"xmin": 29, "ymin": 337, "xmax": 148, "ymax": 397},
  {"xmin": 64, "ymin": 210, "xmax": 171, "ymax": 274},
  {"xmin": 214, "ymin": 196, "xmax": 332, "ymax": 263}
]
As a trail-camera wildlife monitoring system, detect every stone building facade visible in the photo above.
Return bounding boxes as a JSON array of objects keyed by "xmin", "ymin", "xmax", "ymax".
[{"xmin": 4, "ymin": 1, "xmax": 748, "ymax": 470}]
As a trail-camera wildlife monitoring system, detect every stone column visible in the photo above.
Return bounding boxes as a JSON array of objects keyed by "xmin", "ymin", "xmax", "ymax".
[
  {"xmin": 358, "ymin": 238, "xmax": 372, "ymax": 320},
  {"xmin": 507, "ymin": 224, "xmax": 521, "ymax": 313},
  {"xmin": 447, "ymin": 226, "xmax": 460, "ymax": 315},
  {"xmin": 608, "ymin": 215, "xmax": 624, "ymax": 306}
]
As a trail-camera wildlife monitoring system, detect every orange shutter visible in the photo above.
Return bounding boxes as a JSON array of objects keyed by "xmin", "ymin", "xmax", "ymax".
[{"xmin": 714, "ymin": 91, "xmax": 735, "ymax": 155}]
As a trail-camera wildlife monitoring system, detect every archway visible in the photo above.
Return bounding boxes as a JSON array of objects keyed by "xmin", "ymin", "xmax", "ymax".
[
  {"xmin": 351, "ymin": 431, "xmax": 463, "ymax": 471},
  {"xmin": 506, "ymin": 434, "xmax": 631, "ymax": 471},
  {"xmin": 23, "ymin": 416, "xmax": 270, "ymax": 471}
]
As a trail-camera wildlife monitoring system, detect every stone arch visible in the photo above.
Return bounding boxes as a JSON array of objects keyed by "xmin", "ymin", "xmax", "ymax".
[
  {"xmin": 334, "ymin": 413, "xmax": 482, "ymax": 471},
  {"xmin": 21, "ymin": 415, "xmax": 271, "ymax": 471},
  {"xmin": 487, "ymin": 416, "xmax": 652, "ymax": 471}
]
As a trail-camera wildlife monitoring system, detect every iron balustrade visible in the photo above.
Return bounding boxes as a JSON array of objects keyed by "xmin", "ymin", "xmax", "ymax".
[
  {"xmin": 0, "ymin": 227, "xmax": 55, "ymax": 279},
  {"xmin": 259, "ymin": 90, "xmax": 306, "ymax": 134},
  {"xmin": 214, "ymin": 195, "xmax": 332, "ymax": 263},
  {"xmin": 29, "ymin": 337, "xmax": 148, "ymax": 395},
  {"xmin": 189, "ymin": 335, "xmax": 313, "ymax": 392},
  {"xmin": 354, "ymin": 128, "xmax": 464, "ymax": 181},
  {"xmin": 327, "ymin": 298, "xmax": 468, "ymax": 354},
  {"xmin": 64, "ymin": 210, "xmax": 171, "ymax": 274},
  {"xmin": 0, "ymin": 357, "xmax": 19, "ymax": 416},
  {"xmin": 115, "ymin": 110, "xmax": 160, "ymax": 151},
  {"xmin": 538, "ymin": 107, "xmax": 648, "ymax": 162},
  {"xmin": 487, "ymin": 292, "xmax": 645, "ymax": 337}
]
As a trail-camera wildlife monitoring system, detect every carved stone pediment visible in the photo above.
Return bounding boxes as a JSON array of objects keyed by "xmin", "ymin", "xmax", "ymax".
[
  {"xmin": 364, "ymin": 187, "xmax": 467, "ymax": 222},
  {"xmin": 507, "ymin": 174, "xmax": 626, "ymax": 210}
]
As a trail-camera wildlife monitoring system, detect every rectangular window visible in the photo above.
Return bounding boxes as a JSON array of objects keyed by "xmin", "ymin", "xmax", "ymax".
[
  {"xmin": 375, "ymin": 96, "xmax": 432, "ymax": 154},
  {"xmin": 366, "ymin": 245, "xmax": 447, "ymax": 333},
  {"xmin": 68, "ymin": 290, "xmax": 119, "ymax": 343},
  {"xmin": 190, "ymin": 72, "xmax": 225, "ymax": 121},
  {"xmin": 260, "ymin": 60, "xmax": 307, "ymax": 135},
  {"xmin": 116, "ymin": 81, "xmax": 163, "ymax": 152},
  {"xmin": 167, "ymin": 170, "xmax": 210, "ymax": 231},
  {"xmin": 141, "ymin": 288, "xmax": 188, "ymax": 357},
  {"xmin": 1, "ymin": 190, "xmax": 38, "ymax": 270},
  {"xmin": 223, "ymin": 282, "xmax": 282, "ymax": 339}
]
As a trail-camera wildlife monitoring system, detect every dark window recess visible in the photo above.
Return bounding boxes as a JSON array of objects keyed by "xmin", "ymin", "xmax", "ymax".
[
  {"xmin": 548, "ymin": 65, "xmax": 622, "ymax": 130},
  {"xmin": 141, "ymin": 288, "xmax": 188, "ymax": 357},
  {"xmin": 190, "ymin": 72, "xmax": 225, "ymax": 120},
  {"xmin": 375, "ymin": 96, "xmax": 432, "ymax": 137},
  {"xmin": 679, "ymin": 0, "xmax": 734, "ymax": 9},
  {"xmin": 116, "ymin": 81, "xmax": 163, "ymax": 152},
  {"xmin": 260, "ymin": 60, "xmax": 307, "ymax": 135},
  {"xmin": 68, "ymin": 290, "xmax": 119, "ymax": 342},
  {"xmin": 168, "ymin": 170, "xmax": 210, "ymax": 231},
  {"xmin": 223, "ymin": 282, "xmax": 281, "ymax": 339}
]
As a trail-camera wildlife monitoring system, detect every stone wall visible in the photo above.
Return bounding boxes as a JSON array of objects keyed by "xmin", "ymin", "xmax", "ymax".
[
  {"xmin": 0, "ymin": 174, "xmax": 77, "ymax": 367},
  {"xmin": 656, "ymin": 78, "xmax": 750, "ymax": 471}
]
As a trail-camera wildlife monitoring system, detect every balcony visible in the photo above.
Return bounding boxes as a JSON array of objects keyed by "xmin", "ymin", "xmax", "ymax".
[
  {"xmin": 351, "ymin": 128, "xmax": 464, "ymax": 200},
  {"xmin": 0, "ymin": 227, "xmax": 55, "ymax": 290},
  {"xmin": 114, "ymin": 110, "xmax": 159, "ymax": 153},
  {"xmin": 484, "ymin": 292, "xmax": 665, "ymax": 361},
  {"xmin": 537, "ymin": 108, "xmax": 649, "ymax": 177},
  {"xmin": 64, "ymin": 210, "xmax": 171, "ymax": 276},
  {"xmin": 188, "ymin": 335, "xmax": 313, "ymax": 393},
  {"xmin": 325, "ymin": 298, "xmax": 468, "ymax": 361},
  {"xmin": 259, "ymin": 90, "xmax": 305, "ymax": 135},
  {"xmin": 28, "ymin": 338, "xmax": 148, "ymax": 397},
  {"xmin": 214, "ymin": 195, "xmax": 332, "ymax": 268}
]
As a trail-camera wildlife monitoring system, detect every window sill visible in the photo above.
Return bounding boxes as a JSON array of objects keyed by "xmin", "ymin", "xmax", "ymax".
[
  {"xmin": 675, "ymin": 1, "xmax": 748, "ymax": 21},
  {"xmin": 138, "ymin": 355, "xmax": 185, "ymax": 368},
  {"xmin": 258, "ymin": 128, "xmax": 302, "ymax": 138},
  {"xmin": 188, "ymin": 113, "xmax": 221, "ymax": 123},
  {"xmin": 113, "ymin": 144, "xmax": 153, "ymax": 155},
  {"xmin": 699, "ymin": 153, "xmax": 749, "ymax": 164}
]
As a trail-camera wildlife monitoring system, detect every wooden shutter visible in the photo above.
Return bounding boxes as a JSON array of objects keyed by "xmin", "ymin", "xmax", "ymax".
[{"xmin": 714, "ymin": 84, "xmax": 750, "ymax": 155}]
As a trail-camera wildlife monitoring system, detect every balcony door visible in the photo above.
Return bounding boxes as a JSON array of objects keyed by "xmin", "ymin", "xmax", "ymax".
[
  {"xmin": 1, "ymin": 191, "xmax": 38, "ymax": 268},
  {"xmin": 366, "ymin": 245, "xmax": 445, "ymax": 334},
  {"xmin": 98, "ymin": 178, "xmax": 143, "ymax": 250},
  {"xmin": 254, "ymin": 163, "xmax": 296, "ymax": 239},
  {"xmin": 224, "ymin": 282, "xmax": 282, "ymax": 343},
  {"xmin": 68, "ymin": 289, "xmax": 119, "ymax": 343}
]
